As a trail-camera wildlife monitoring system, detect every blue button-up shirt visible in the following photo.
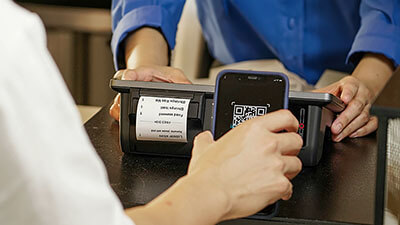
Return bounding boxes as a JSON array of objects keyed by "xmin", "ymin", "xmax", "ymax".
[{"xmin": 111, "ymin": 0, "xmax": 400, "ymax": 84}]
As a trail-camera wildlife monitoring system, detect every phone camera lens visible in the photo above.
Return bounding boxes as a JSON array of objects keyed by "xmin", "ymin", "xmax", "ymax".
[{"xmin": 223, "ymin": 75, "xmax": 227, "ymax": 79}]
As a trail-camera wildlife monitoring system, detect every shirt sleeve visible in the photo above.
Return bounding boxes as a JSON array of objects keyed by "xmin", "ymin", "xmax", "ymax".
[
  {"xmin": 0, "ymin": 2, "xmax": 134, "ymax": 225},
  {"xmin": 347, "ymin": 0, "xmax": 400, "ymax": 67},
  {"xmin": 111, "ymin": 0, "xmax": 186, "ymax": 70}
]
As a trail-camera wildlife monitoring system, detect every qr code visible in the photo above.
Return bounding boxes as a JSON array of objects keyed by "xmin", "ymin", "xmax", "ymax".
[{"xmin": 232, "ymin": 104, "xmax": 269, "ymax": 128}]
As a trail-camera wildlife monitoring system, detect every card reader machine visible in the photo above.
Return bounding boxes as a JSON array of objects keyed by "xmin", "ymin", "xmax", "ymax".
[
  {"xmin": 111, "ymin": 79, "xmax": 344, "ymax": 166},
  {"xmin": 289, "ymin": 92, "xmax": 344, "ymax": 166}
]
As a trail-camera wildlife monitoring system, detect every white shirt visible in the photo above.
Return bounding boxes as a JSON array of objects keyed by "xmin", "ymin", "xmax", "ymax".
[{"xmin": 0, "ymin": 1, "xmax": 134, "ymax": 225}]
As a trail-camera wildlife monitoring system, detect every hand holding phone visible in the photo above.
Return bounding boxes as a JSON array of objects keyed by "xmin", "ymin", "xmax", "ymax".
[
  {"xmin": 211, "ymin": 70, "xmax": 293, "ymax": 218},
  {"xmin": 188, "ymin": 110, "xmax": 302, "ymax": 222}
]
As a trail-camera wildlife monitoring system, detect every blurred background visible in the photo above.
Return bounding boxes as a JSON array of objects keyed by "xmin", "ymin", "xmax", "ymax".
[
  {"xmin": 17, "ymin": 0, "xmax": 115, "ymax": 107},
  {"xmin": 16, "ymin": 0, "xmax": 209, "ymax": 109}
]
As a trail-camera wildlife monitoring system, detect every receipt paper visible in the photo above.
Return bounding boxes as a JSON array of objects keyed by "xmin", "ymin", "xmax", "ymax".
[{"xmin": 136, "ymin": 96, "xmax": 190, "ymax": 142}]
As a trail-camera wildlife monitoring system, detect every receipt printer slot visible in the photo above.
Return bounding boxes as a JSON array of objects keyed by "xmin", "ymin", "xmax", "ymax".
[
  {"xmin": 130, "ymin": 90, "xmax": 203, "ymax": 121},
  {"xmin": 113, "ymin": 80, "xmax": 214, "ymax": 157}
]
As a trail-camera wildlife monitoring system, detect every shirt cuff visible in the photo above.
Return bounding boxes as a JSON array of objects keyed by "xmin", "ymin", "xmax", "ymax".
[
  {"xmin": 111, "ymin": 5, "xmax": 177, "ymax": 70},
  {"xmin": 346, "ymin": 22, "xmax": 400, "ymax": 68}
]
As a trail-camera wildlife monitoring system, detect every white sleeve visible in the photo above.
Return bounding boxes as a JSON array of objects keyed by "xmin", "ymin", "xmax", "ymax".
[{"xmin": 0, "ymin": 1, "xmax": 134, "ymax": 225}]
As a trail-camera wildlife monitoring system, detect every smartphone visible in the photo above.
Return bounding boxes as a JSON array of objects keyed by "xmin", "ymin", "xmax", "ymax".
[
  {"xmin": 212, "ymin": 69, "xmax": 289, "ymax": 218},
  {"xmin": 213, "ymin": 70, "xmax": 289, "ymax": 139}
]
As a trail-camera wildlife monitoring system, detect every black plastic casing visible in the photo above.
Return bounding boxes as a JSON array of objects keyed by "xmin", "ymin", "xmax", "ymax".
[
  {"xmin": 114, "ymin": 80, "xmax": 214, "ymax": 158},
  {"xmin": 290, "ymin": 104, "xmax": 334, "ymax": 166},
  {"xmin": 111, "ymin": 80, "xmax": 337, "ymax": 166}
]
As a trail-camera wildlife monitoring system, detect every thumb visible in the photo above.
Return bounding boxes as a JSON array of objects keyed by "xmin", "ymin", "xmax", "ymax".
[
  {"xmin": 109, "ymin": 94, "xmax": 121, "ymax": 121},
  {"xmin": 192, "ymin": 131, "xmax": 214, "ymax": 157},
  {"xmin": 123, "ymin": 68, "xmax": 155, "ymax": 81},
  {"xmin": 188, "ymin": 131, "xmax": 214, "ymax": 174}
]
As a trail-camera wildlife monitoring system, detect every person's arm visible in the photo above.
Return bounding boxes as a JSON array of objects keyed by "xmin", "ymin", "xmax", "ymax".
[
  {"xmin": 111, "ymin": 0, "xmax": 186, "ymax": 70},
  {"xmin": 125, "ymin": 173, "xmax": 228, "ymax": 225},
  {"xmin": 110, "ymin": 0, "xmax": 192, "ymax": 120},
  {"xmin": 109, "ymin": 28, "xmax": 190, "ymax": 120},
  {"xmin": 315, "ymin": 0, "xmax": 400, "ymax": 142},
  {"xmin": 352, "ymin": 53, "xmax": 394, "ymax": 98},
  {"xmin": 122, "ymin": 27, "xmax": 188, "ymax": 83},
  {"xmin": 124, "ymin": 27, "xmax": 169, "ymax": 69},
  {"xmin": 317, "ymin": 53, "xmax": 395, "ymax": 142},
  {"xmin": 124, "ymin": 110, "xmax": 303, "ymax": 225}
]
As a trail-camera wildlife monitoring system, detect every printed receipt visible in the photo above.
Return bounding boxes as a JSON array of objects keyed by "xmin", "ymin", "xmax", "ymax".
[{"xmin": 136, "ymin": 96, "xmax": 190, "ymax": 142}]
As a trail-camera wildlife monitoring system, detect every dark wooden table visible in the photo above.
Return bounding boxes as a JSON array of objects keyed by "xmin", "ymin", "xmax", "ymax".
[
  {"xmin": 16, "ymin": 0, "xmax": 111, "ymax": 9},
  {"xmin": 85, "ymin": 106, "xmax": 378, "ymax": 225}
]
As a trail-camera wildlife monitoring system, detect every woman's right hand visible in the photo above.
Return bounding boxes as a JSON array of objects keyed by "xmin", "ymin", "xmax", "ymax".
[
  {"xmin": 109, "ymin": 65, "xmax": 191, "ymax": 121},
  {"xmin": 188, "ymin": 110, "xmax": 303, "ymax": 221},
  {"xmin": 125, "ymin": 111, "xmax": 303, "ymax": 225}
]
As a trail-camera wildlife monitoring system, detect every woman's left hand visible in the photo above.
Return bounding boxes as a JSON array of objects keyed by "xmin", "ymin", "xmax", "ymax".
[
  {"xmin": 314, "ymin": 76, "xmax": 378, "ymax": 142},
  {"xmin": 314, "ymin": 53, "xmax": 395, "ymax": 142}
]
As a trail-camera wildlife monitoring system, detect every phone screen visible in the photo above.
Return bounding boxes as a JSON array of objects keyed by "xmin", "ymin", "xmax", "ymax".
[
  {"xmin": 213, "ymin": 71, "xmax": 288, "ymax": 140},
  {"xmin": 213, "ymin": 71, "xmax": 287, "ymax": 217}
]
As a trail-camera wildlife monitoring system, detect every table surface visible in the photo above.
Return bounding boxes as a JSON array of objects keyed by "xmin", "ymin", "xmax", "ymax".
[
  {"xmin": 85, "ymin": 106, "xmax": 378, "ymax": 225},
  {"xmin": 16, "ymin": 0, "xmax": 111, "ymax": 9}
]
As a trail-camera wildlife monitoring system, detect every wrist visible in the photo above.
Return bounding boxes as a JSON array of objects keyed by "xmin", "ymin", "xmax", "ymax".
[
  {"xmin": 125, "ymin": 27, "xmax": 169, "ymax": 69},
  {"xmin": 351, "ymin": 53, "xmax": 394, "ymax": 99},
  {"xmin": 164, "ymin": 170, "xmax": 231, "ymax": 225},
  {"xmin": 183, "ymin": 169, "xmax": 232, "ymax": 221},
  {"xmin": 127, "ymin": 170, "xmax": 231, "ymax": 225}
]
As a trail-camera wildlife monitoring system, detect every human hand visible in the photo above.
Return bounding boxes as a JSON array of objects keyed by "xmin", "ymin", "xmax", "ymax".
[
  {"xmin": 188, "ymin": 110, "xmax": 303, "ymax": 221},
  {"xmin": 109, "ymin": 66, "xmax": 191, "ymax": 121},
  {"xmin": 314, "ymin": 76, "xmax": 378, "ymax": 142}
]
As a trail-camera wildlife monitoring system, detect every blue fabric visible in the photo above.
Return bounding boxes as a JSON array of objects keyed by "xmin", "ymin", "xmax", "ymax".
[
  {"xmin": 111, "ymin": 0, "xmax": 400, "ymax": 84},
  {"xmin": 111, "ymin": 0, "xmax": 185, "ymax": 69}
]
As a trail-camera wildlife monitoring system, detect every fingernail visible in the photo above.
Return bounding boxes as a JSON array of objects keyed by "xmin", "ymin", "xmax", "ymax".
[
  {"xmin": 341, "ymin": 94, "xmax": 352, "ymax": 104},
  {"xmin": 334, "ymin": 136, "xmax": 342, "ymax": 142},
  {"xmin": 332, "ymin": 122, "xmax": 343, "ymax": 134},
  {"xmin": 349, "ymin": 132, "xmax": 358, "ymax": 138},
  {"xmin": 153, "ymin": 75, "xmax": 173, "ymax": 83}
]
